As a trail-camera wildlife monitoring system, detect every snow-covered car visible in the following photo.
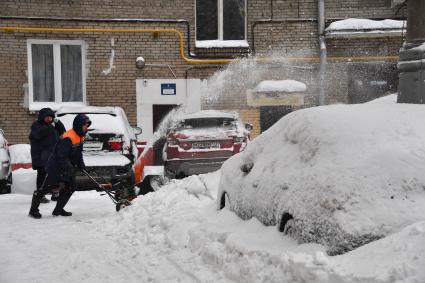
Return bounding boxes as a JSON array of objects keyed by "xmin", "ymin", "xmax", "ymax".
[
  {"xmin": 217, "ymin": 95, "xmax": 425, "ymax": 255},
  {"xmin": 162, "ymin": 110, "xmax": 251, "ymax": 179},
  {"xmin": 57, "ymin": 106, "xmax": 142, "ymax": 195},
  {"xmin": 0, "ymin": 129, "xmax": 12, "ymax": 194},
  {"xmin": 133, "ymin": 110, "xmax": 252, "ymax": 194}
]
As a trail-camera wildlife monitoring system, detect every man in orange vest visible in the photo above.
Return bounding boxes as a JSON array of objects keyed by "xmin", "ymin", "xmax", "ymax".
[{"xmin": 29, "ymin": 114, "xmax": 91, "ymax": 219}]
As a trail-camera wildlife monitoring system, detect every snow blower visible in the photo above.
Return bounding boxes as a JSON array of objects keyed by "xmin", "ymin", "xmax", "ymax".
[{"xmin": 82, "ymin": 169, "xmax": 132, "ymax": 211}]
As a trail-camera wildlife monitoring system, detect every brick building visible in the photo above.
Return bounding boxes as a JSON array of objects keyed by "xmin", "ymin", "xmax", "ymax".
[{"xmin": 0, "ymin": 0, "xmax": 406, "ymax": 143}]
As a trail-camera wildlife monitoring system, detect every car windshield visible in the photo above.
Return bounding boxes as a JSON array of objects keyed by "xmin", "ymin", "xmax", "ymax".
[{"xmin": 177, "ymin": 118, "xmax": 236, "ymax": 129}]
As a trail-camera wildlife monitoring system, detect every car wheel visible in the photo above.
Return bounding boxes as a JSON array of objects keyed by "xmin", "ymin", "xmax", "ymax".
[
  {"xmin": 278, "ymin": 213, "xmax": 296, "ymax": 236},
  {"xmin": 283, "ymin": 219, "xmax": 296, "ymax": 237},
  {"xmin": 219, "ymin": 192, "xmax": 230, "ymax": 210}
]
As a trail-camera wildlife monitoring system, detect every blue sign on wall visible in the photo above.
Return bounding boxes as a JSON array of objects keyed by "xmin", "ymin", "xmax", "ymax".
[{"xmin": 161, "ymin": 83, "xmax": 176, "ymax": 95}]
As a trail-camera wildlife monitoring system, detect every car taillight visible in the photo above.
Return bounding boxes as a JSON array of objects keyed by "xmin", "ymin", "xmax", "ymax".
[
  {"xmin": 167, "ymin": 133, "xmax": 179, "ymax": 146},
  {"xmin": 179, "ymin": 141, "xmax": 192, "ymax": 150},
  {"xmin": 108, "ymin": 138, "xmax": 123, "ymax": 150}
]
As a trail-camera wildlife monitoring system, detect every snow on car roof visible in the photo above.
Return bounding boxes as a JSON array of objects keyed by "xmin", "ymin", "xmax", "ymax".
[
  {"xmin": 178, "ymin": 110, "xmax": 237, "ymax": 120},
  {"xmin": 254, "ymin": 80, "xmax": 307, "ymax": 93},
  {"xmin": 56, "ymin": 106, "xmax": 117, "ymax": 116},
  {"xmin": 57, "ymin": 106, "xmax": 127, "ymax": 135}
]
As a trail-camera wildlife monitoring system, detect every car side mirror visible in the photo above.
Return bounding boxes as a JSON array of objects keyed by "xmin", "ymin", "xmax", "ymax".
[
  {"xmin": 245, "ymin": 123, "xmax": 253, "ymax": 131},
  {"xmin": 134, "ymin": 127, "xmax": 143, "ymax": 136}
]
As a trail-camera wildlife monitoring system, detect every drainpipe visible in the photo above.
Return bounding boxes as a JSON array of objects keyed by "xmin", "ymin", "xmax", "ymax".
[{"xmin": 318, "ymin": 0, "xmax": 327, "ymax": 106}]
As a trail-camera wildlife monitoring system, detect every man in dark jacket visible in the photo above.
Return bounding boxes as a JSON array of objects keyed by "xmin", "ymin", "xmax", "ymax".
[
  {"xmin": 29, "ymin": 108, "xmax": 66, "ymax": 203},
  {"xmin": 29, "ymin": 114, "xmax": 91, "ymax": 219}
]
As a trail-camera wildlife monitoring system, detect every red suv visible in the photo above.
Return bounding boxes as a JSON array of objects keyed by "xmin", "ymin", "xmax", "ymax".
[{"xmin": 163, "ymin": 110, "xmax": 251, "ymax": 179}]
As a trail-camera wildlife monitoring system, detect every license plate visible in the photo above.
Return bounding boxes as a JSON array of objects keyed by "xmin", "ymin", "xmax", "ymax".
[
  {"xmin": 83, "ymin": 141, "xmax": 103, "ymax": 151},
  {"xmin": 192, "ymin": 141, "xmax": 220, "ymax": 149}
]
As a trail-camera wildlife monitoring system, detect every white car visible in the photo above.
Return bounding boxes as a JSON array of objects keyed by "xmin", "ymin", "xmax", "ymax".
[
  {"xmin": 57, "ymin": 106, "xmax": 142, "ymax": 196},
  {"xmin": 217, "ymin": 95, "xmax": 425, "ymax": 255},
  {"xmin": 0, "ymin": 129, "xmax": 12, "ymax": 194}
]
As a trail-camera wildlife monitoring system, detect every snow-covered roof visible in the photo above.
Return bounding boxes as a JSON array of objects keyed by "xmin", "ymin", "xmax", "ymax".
[
  {"xmin": 178, "ymin": 110, "xmax": 238, "ymax": 120},
  {"xmin": 254, "ymin": 80, "xmax": 307, "ymax": 93},
  {"xmin": 325, "ymin": 18, "xmax": 406, "ymax": 38}
]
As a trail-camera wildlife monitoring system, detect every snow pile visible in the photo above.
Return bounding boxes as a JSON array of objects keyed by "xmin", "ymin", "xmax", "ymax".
[
  {"xmin": 219, "ymin": 94, "xmax": 425, "ymax": 254},
  {"xmin": 254, "ymin": 80, "xmax": 307, "ymax": 93},
  {"xmin": 9, "ymin": 144, "xmax": 31, "ymax": 164},
  {"xmin": 331, "ymin": 221, "xmax": 425, "ymax": 282},
  {"xmin": 326, "ymin": 18, "xmax": 405, "ymax": 31},
  {"xmin": 11, "ymin": 168, "xmax": 36, "ymax": 194},
  {"xmin": 1, "ymin": 167, "xmax": 425, "ymax": 282}
]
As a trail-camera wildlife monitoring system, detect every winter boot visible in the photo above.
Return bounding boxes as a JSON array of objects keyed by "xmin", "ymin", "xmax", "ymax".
[
  {"xmin": 28, "ymin": 191, "xmax": 43, "ymax": 219},
  {"xmin": 29, "ymin": 210, "xmax": 42, "ymax": 219},
  {"xmin": 52, "ymin": 189, "xmax": 74, "ymax": 217},
  {"xmin": 52, "ymin": 209, "xmax": 72, "ymax": 216}
]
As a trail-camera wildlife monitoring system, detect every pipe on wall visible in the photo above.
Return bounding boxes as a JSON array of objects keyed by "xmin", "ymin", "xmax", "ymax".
[
  {"xmin": 318, "ymin": 0, "xmax": 327, "ymax": 106},
  {"xmin": 0, "ymin": 25, "xmax": 399, "ymax": 65},
  {"xmin": 0, "ymin": 26, "xmax": 236, "ymax": 64},
  {"xmin": 0, "ymin": 16, "xmax": 247, "ymax": 59}
]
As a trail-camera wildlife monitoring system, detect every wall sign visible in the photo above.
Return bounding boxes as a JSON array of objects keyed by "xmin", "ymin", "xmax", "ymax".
[{"xmin": 161, "ymin": 83, "xmax": 176, "ymax": 95}]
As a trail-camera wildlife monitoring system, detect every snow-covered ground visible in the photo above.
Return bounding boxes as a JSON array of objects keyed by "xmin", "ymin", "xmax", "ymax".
[
  {"xmin": 1, "ymin": 168, "xmax": 424, "ymax": 282},
  {"xmin": 1, "ymin": 94, "xmax": 424, "ymax": 282}
]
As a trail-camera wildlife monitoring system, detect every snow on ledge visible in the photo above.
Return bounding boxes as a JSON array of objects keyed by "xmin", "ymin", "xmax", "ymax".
[
  {"xmin": 195, "ymin": 40, "xmax": 249, "ymax": 49},
  {"xmin": 326, "ymin": 18, "xmax": 406, "ymax": 31},
  {"xmin": 411, "ymin": 42, "xmax": 425, "ymax": 52},
  {"xmin": 325, "ymin": 18, "xmax": 405, "ymax": 38},
  {"xmin": 254, "ymin": 80, "xmax": 307, "ymax": 93}
]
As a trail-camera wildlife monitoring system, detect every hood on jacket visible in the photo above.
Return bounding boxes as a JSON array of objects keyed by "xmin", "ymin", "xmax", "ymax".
[
  {"xmin": 38, "ymin": 108, "xmax": 55, "ymax": 123},
  {"xmin": 73, "ymin": 114, "xmax": 92, "ymax": 137}
]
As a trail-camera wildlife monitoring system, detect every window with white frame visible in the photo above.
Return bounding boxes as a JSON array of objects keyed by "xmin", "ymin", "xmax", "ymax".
[
  {"xmin": 195, "ymin": 0, "xmax": 247, "ymax": 47},
  {"xmin": 27, "ymin": 40, "xmax": 86, "ymax": 110}
]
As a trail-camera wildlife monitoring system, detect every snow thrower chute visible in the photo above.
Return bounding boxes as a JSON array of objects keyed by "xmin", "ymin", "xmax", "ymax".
[{"xmin": 82, "ymin": 169, "xmax": 132, "ymax": 211}]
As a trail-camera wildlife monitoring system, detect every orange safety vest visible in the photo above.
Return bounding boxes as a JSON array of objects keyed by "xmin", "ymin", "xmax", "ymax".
[{"xmin": 62, "ymin": 129, "xmax": 84, "ymax": 147}]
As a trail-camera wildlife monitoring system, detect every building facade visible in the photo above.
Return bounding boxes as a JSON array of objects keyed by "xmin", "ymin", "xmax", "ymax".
[{"xmin": 0, "ymin": 0, "xmax": 406, "ymax": 143}]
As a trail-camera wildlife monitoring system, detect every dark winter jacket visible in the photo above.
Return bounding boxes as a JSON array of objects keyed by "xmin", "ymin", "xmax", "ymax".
[
  {"xmin": 29, "ymin": 108, "xmax": 66, "ymax": 170},
  {"xmin": 45, "ymin": 114, "xmax": 91, "ymax": 182}
]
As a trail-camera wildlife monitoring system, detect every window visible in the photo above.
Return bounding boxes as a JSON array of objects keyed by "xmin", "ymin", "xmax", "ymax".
[
  {"xmin": 196, "ymin": 0, "xmax": 248, "ymax": 48},
  {"xmin": 27, "ymin": 40, "xmax": 86, "ymax": 111}
]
